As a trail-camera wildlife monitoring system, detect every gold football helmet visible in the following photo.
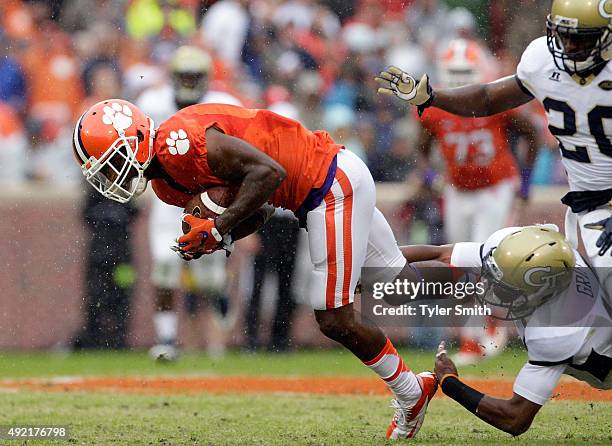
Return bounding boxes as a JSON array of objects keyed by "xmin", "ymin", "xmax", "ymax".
[
  {"xmin": 170, "ymin": 45, "xmax": 212, "ymax": 107},
  {"xmin": 547, "ymin": 0, "xmax": 612, "ymax": 78},
  {"xmin": 480, "ymin": 226, "xmax": 576, "ymax": 320}
]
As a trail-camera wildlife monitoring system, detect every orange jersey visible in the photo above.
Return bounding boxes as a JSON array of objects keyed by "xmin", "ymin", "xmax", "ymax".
[
  {"xmin": 419, "ymin": 108, "xmax": 519, "ymax": 190},
  {"xmin": 151, "ymin": 103, "xmax": 342, "ymax": 211}
]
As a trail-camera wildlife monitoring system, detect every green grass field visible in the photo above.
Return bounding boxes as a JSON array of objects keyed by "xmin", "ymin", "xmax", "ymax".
[
  {"xmin": 0, "ymin": 348, "xmax": 524, "ymax": 379},
  {"xmin": 0, "ymin": 349, "xmax": 609, "ymax": 445}
]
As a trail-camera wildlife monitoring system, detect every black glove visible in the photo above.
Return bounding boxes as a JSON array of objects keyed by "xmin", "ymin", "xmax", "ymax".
[{"xmin": 585, "ymin": 216, "xmax": 612, "ymax": 256}]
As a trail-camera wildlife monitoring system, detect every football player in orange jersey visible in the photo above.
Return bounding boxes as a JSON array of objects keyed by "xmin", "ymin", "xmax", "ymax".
[
  {"xmin": 72, "ymin": 100, "xmax": 446, "ymax": 439},
  {"xmin": 419, "ymin": 39, "xmax": 541, "ymax": 243},
  {"xmin": 415, "ymin": 39, "xmax": 541, "ymax": 365}
]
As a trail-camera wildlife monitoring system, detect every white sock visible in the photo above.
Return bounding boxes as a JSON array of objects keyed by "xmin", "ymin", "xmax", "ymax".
[
  {"xmin": 153, "ymin": 311, "xmax": 178, "ymax": 345},
  {"xmin": 363, "ymin": 338, "xmax": 421, "ymax": 407}
]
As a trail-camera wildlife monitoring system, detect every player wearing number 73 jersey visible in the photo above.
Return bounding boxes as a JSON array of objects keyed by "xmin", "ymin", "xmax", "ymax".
[
  {"xmin": 376, "ymin": 0, "xmax": 612, "ymax": 291},
  {"xmin": 417, "ymin": 39, "xmax": 540, "ymax": 244}
]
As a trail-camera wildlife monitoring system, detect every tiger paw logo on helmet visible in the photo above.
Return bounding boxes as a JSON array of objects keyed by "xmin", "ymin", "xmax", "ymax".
[
  {"xmin": 101, "ymin": 102, "xmax": 133, "ymax": 134},
  {"xmin": 166, "ymin": 129, "xmax": 190, "ymax": 155}
]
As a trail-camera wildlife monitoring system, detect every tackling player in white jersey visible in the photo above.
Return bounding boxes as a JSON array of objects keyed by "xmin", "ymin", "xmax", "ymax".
[
  {"xmin": 417, "ymin": 38, "xmax": 542, "ymax": 365},
  {"xmin": 403, "ymin": 225, "xmax": 611, "ymax": 435},
  {"xmin": 375, "ymin": 0, "xmax": 612, "ymax": 291},
  {"xmin": 136, "ymin": 45, "xmax": 241, "ymax": 360}
]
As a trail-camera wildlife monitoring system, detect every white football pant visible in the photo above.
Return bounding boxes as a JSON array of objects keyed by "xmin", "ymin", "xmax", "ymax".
[{"xmin": 443, "ymin": 179, "xmax": 516, "ymax": 243}]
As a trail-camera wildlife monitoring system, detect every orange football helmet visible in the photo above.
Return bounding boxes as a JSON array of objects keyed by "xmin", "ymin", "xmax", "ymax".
[
  {"xmin": 439, "ymin": 39, "xmax": 491, "ymax": 88},
  {"xmin": 73, "ymin": 99, "xmax": 155, "ymax": 203}
]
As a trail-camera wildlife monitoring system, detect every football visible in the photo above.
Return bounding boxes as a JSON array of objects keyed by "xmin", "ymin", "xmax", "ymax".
[{"xmin": 182, "ymin": 186, "xmax": 238, "ymax": 234}]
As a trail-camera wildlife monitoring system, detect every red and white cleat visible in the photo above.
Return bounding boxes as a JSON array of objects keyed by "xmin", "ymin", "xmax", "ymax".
[{"xmin": 386, "ymin": 371, "xmax": 438, "ymax": 440}]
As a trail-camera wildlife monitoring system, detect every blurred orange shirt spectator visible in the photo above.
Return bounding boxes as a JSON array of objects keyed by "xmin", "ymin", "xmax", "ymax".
[
  {"xmin": 0, "ymin": 103, "xmax": 22, "ymax": 136},
  {"xmin": 20, "ymin": 23, "xmax": 84, "ymax": 125},
  {"xmin": 1, "ymin": 0, "xmax": 35, "ymax": 41}
]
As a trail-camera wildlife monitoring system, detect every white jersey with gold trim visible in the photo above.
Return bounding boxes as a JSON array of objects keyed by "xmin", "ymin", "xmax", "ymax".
[
  {"xmin": 137, "ymin": 84, "xmax": 242, "ymax": 128},
  {"xmin": 517, "ymin": 37, "xmax": 612, "ymax": 192},
  {"xmin": 451, "ymin": 226, "xmax": 612, "ymax": 404}
]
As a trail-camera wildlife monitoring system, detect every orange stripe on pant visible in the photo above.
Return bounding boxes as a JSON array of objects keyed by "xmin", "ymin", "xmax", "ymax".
[
  {"xmin": 324, "ymin": 191, "xmax": 337, "ymax": 309},
  {"xmin": 363, "ymin": 338, "xmax": 394, "ymax": 366},
  {"xmin": 336, "ymin": 168, "xmax": 353, "ymax": 306},
  {"xmin": 383, "ymin": 358, "xmax": 408, "ymax": 382}
]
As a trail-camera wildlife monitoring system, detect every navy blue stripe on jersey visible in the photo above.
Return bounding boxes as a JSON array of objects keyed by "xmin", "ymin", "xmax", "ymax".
[
  {"xmin": 569, "ymin": 349, "xmax": 612, "ymax": 383},
  {"xmin": 530, "ymin": 349, "xmax": 611, "ymax": 383},
  {"xmin": 529, "ymin": 358, "xmax": 572, "ymax": 367},
  {"xmin": 561, "ymin": 189, "xmax": 612, "ymax": 213}
]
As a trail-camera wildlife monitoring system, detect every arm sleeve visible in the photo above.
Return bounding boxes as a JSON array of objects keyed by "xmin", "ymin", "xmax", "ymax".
[
  {"xmin": 450, "ymin": 242, "xmax": 483, "ymax": 268},
  {"xmin": 513, "ymin": 362, "xmax": 566, "ymax": 406}
]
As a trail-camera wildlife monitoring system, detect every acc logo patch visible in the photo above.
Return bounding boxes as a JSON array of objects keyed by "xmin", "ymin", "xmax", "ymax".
[
  {"xmin": 598, "ymin": 80, "xmax": 612, "ymax": 90},
  {"xmin": 599, "ymin": 0, "xmax": 612, "ymax": 19}
]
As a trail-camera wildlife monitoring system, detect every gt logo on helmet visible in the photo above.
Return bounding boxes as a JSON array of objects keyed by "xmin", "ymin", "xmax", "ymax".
[
  {"xmin": 599, "ymin": 0, "xmax": 612, "ymax": 19},
  {"xmin": 524, "ymin": 267, "xmax": 567, "ymax": 290}
]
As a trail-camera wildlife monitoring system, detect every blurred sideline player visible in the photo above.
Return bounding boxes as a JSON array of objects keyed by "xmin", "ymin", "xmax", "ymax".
[
  {"xmin": 376, "ymin": 0, "xmax": 612, "ymax": 293},
  {"xmin": 419, "ymin": 39, "xmax": 540, "ymax": 243},
  {"xmin": 180, "ymin": 261, "xmax": 232, "ymax": 357},
  {"xmin": 137, "ymin": 45, "xmax": 241, "ymax": 360},
  {"xmin": 417, "ymin": 39, "xmax": 541, "ymax": 365},
  {"xmin": 402, "ymin": 226, "xmax": 611, "ymax": 435}
]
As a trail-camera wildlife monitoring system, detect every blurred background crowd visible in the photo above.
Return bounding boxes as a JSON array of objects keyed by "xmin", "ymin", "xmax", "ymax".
[
  {"xmin": 0, "ymin": 0, "xmax": 569, "ymax": 358},
  {"xmin": 0, "ymin": 0, "xmax": 565, "ymax": 186}
]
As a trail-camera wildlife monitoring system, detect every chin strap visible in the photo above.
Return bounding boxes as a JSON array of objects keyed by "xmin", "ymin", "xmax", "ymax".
[
  {"xmin": 571, "ymin": 58, "xmax": 609, "ymax": 86},
  {"xmin": 133, "ymin": 179, "xmax": 148, "ymax": 197},
  {"xmin": 143, "ymin": 117, "xmax": 156, "ymax": 170},
  {"xmin": 572, "ymin": 72, "xmax": 597, "ymax": 86}
]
